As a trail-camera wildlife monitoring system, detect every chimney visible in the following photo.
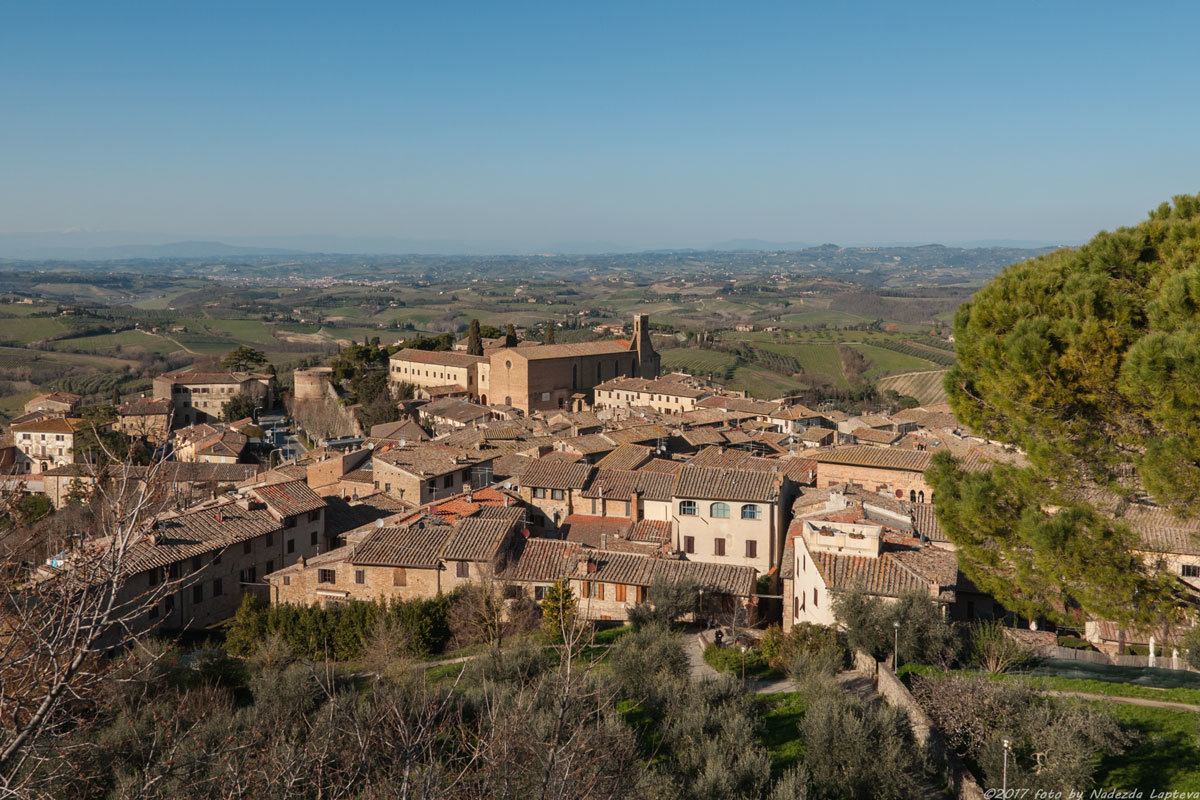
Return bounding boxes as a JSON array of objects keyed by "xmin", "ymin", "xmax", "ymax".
[
  {"xmin": 600, "ymin": 533, "xmax": 608, "ymax": 549},
  {"xmin": 630, "ymin": 490, "xmax": 640, "ymax": 523},
  {"xmin": 298, "ymin": 555, "xmax": 306, "ymax": 568}
]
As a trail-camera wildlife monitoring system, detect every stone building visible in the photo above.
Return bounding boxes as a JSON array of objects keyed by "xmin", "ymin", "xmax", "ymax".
[
  {"xmin": 672, "ymin": 464, "xmax": 786, "ymax": 576},
  {"xmin": 480, "ymin": 314, "xmax": 660, "ymax": 414},
  {"xmin": 593, "ymin": 375, "xmax": 710, "ymax": 415},
  {"xmin": 51, "ymin": 480, "xmax": 327, "ymax": 639},
  {"xmin": 812, "ymin": 446, "xmax": 934, "ymax": 502},
  {"xmin": 23, "ymin": 392, "xmax": 82, "ymax": 416},
  {"xmin": 370, "ymin": 445, "xmax": 497, "ymax": 506},
  {"xmin": 266, "ymin": 506, "xmax": 526, "ymax": 606},
  {"xmin": 11, "ymin": 416, "xmax": 82, "ymax": 474},
  {"xmin": 498, "ymin": 537, "xmax": 757, "ymax": 623},
  {"xmin": 153, "ymin": 370, "xmax": 273, "ymax": 427},
  {"xmin": 114, "ymin": 398, "xmax": 172, "ymax": 443},
  {"xmin": 388, "ymin": 349, "xmax": 485, "ymax": 397}
]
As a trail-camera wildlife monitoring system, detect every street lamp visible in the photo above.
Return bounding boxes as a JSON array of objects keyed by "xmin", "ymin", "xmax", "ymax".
[
  {"xmin": 893, "ymin": 620, "xmax": 901, "ymax": 669},
  {"xmin": 740, "ymin": 644, "xmax": 747, "ymax": 687},
  {"xmin": 1001, "ymin": 738, "xmax": 1011, "ymax": 792}
]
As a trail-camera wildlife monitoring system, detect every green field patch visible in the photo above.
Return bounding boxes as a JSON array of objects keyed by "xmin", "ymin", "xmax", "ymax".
[
  {"xmin": 877, "ymin": 370, "xmax": 948, "ymax": 405},
  {"xmin": 850, "ymin": 343, "xmax": 940, "ymax": 380},
  {"xmin": 727, "ymin": 365, "xmax": 805, "ymax": 399},
  {"xmin": 660, "ymin": 348, "xmax": 737, "ymax": 377},
  {"xmin": 0, "ymin": 316, "xmax": 79, "ymax": 345}
]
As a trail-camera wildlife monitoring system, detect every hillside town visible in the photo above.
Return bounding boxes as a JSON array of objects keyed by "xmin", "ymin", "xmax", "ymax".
[{"xmin": 6, "ymin": 311, "xmax": 1193, "ymax": 668}]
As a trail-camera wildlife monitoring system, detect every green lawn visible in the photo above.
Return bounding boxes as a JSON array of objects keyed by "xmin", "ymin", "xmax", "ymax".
[
  {"xmin": 1092, "ymin": 702, "xmax": 1200, "ymax": 792},
  {"xmin": 752, "ymin": 692, "xmax": 808, "ymax": 776}
]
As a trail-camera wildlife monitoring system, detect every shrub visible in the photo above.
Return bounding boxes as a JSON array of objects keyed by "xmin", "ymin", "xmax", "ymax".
[
  {"xmin": 759, "ymin": 622, "xmax": 845, "ymax": 672},
  {"xmin": 833, "ymin": 587, "xmax": 958, "ymax": 666},
  {"xmin": 969, "ymin": 619, "xmax": 1033, "ymax": 674},
  {"xmin": 703, "ymin": 642, "xmax": 767, "ymax": 677}
]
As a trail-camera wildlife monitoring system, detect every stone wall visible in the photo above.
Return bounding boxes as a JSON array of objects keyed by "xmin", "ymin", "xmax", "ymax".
[{"xmin": 854, "ymin": 652, "xmax": 986, "ymax": 800}]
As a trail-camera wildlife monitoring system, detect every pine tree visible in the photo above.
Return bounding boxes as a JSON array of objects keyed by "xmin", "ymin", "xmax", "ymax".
[
  {"xmin": 467, "ymin": 319, "xmax": 483, "ymax": 355},
  {"xmin": 540, "ymin": 580, "xmax": 576, "ymax": 641}
]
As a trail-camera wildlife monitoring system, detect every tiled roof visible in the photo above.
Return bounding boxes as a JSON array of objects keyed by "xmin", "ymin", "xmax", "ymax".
[
  {"xmin": 582, "ymin": 468, "xmax": 677, "ymax": 502},
  {"xmin": 442, "ymin": 508, "xmax": 523, "ymax": 561},
  {"xmin": 910, "ymin": 503, "xmax": 949, "ymax": 543},
  {"xmin": 812, "ymin": 446, "xmax": 932, "ymax": 473},
  {"xmin": 516, "ymin": 341, "xmax": 632, "ymax": 360},
  {"xmin": 675, "ymin": 465, "xmax": 778, "ymax": 502},
  {"xmin": 810, "ymin": 550, "xmax": 930, "ymax": 598},
  {"xmin": 12, "ymin": 417, "xmax": 80, "ymax": 434},
  {"xmin": 562, "ymin": 515, "xmax": 634, "ymax": 548},
  {"xmin": 682, "ymin": 428, "xmax": 726, "ymax": 447},
  {"xmin": 389, "ymin": 348, "xmax": 485, "ymax": 368},
  {"xmin": 595, "ymin": 443, "xmax": 654, "ymax": 471},
  {"xmin": 342, "ymin": 468, "xmax": 374, "ymax": 484},
  {"xmin": 372, "ymin": 444, "xmax": 494, "ymax": 478},
  {"xmin": 628, "ymin": 518, "xmax": 672, "ymax": 544},
  {"xmin": 123, "ymin": 501, "xmax": 280, "ymax": 574},
  {"xmin": 605, "ymin": 424, "xmax": 670, "ymax": 445},
  {"xmin": 639, "ymin": 458, "xmax": 684, "ymax": 475},
  {"xmin": 322, "ymin": 495, "xmax": 402, "ymax": 538},
  {"xmin": 696, "ymin": 396, "xmax": 778, "ymax": 416},
  {"xmin": 351, "ymin": 519, "xmax": 453, "ymax": 568},
  {"xmin": 158, "ymin": 370, "xmax": 264, "ymax": 385},
  {"xmin": 498, "ymin": 537, "xmax": 756, "ymax": 596},
  {"xmin": 798, "ymin": 427, "xmax": 836, "ymax": 443},
  {"xmin": 369, "ymin": 419, "xmax": 430, "ymax": 441},
  {"xmin": 519, "ymin": 457, "xmax": 594, "ymax": 490},
  {"xmin": 889, "ymin": 545, "xmax": 958, "ymax": 589},
  {"xmin": 251, "ymin": 480, "xmax": 326, "ymax": 517},
  {"xmin": 423, "ymin": 400, "xmax": 492, "ymax": 424},
  {"xmin": 558, "ymin": 433, "xmax": 618, "ymax": 455},
  {"xmin": 117, "ymin": 398, "xmax": 171, "ymax": 416}
]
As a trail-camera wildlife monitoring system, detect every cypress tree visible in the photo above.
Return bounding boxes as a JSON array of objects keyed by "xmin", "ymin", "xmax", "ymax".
[
  {"xmin": 504, "ymin": 323, "xmax": 518, "ymax": 348},
  {"xmin": 467, "ymin": 318, "xmax": 483, "ymax": 355}
]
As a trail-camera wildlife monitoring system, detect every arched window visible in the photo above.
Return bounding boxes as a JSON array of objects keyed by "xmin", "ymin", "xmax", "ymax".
[
  {"xmin": 909, "ymin": 490, "xmax": 916, "ymax": 502},
  {"xmin": 918, "ymin": 490, "xmax": 926, "ymax": 503},
  {"xmin": 740, "ymin": 504, "xmax": 761, "ymax": 520},
  {"xmin": 710, "ymin": 502, "xmax": 730, "ymax": 518},
  {"xmin": 679, "ymin": 500, "xmax": 698, "ymax": 516}
]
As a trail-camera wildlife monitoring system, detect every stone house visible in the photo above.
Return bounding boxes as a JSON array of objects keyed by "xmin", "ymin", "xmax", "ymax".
[
  {"xmin": 266, "ymin": 506, "xmax": 525, "ymax": 607},
  {"xmin": 388, "ymin": 348, "xmax": 485, "ymax": 398},
  {"xmin": 58, "ymin": 480, "xmax": 327, "ymax": 639},
  {"xmin": 672, "ymin": 464, "xmax": 786, "ymax": 576},
  {"xmin": 115, "ymin": 398, "xmax": 173, "ymax": 443},
  {"xmin": 153, "ymin": 370, "xmax": 272, "ymax": 428},
  {"xmin": 517, "ymin": 456, "xmax": 594, "ymax": 532},
  {"xmin": 498, "ymin": 537, "xmax": 758, "ymax": 623},
  {"xmin": 593, "ymin": 376, "xmax": 710, "ymax": 415},
  {"xmin": 812, "ymin": 446, "xmax": 934, "ymax": 503},
  {"xmin": 23, "ymin": 392, "xmax": 82, "ymax": 416},
  {"xmin": 370, "ymin": 444, "xmax": 497, "ymax": 506},
  {"xmin": 11, "ymin": 416, "xmax": 82, "ymax": 474}
]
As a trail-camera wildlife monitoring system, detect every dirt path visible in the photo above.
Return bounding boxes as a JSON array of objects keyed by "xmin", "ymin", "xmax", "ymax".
[
  {"xmin": 1039, "ymin": 689, "xmax": 1200, "ymax": 712},
  {"xmin": 137, "ymin": 329, "xmax": 197, "ymax": 354}
]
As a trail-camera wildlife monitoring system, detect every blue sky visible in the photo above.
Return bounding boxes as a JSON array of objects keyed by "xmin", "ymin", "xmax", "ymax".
[{"xmin": 2, "ymin": 1, "xmax": 1197, "ymax": 250}]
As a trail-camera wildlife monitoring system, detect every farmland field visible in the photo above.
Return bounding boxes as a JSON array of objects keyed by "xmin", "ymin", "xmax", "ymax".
[
  {"xmin": 660, "ymin": 348, "xmax": 737, "ymax": 377},
  {"xmin": 877, "ymin": 370, "xmax": 948, "ymax": 405},
  {"xmin": 850, "ymin": 343, "xmax": 941, "ymax": 380},
  {"xmin": 727, "ymin": 366, "xmax": 805, "ymax": 399}
]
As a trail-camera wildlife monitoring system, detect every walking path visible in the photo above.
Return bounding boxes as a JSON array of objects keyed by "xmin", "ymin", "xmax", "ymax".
[{"xmin": 1038, "ymin": 689, "xmax": 1200, "ymax": 712}]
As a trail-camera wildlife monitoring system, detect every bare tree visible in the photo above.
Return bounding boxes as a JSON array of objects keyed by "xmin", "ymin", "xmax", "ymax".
[{"xmin": 0, "ymin": 427, "xmax": 186, "ymax": 796}]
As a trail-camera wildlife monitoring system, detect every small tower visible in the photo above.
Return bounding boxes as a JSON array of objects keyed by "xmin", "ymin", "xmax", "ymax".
[{"xmin": 631, "ymin": 314, "xmax": 660, "ymax": 378}]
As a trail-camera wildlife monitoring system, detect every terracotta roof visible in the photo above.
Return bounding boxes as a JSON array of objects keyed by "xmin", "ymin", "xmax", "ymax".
[
  {"xmin": 498, "ymin": 537, "xmax": 756, "ymax": 596},
  {"xmin": 582, "ymin": 468, "xmax": 677, "ymax": 502},
  {"xmin": 389, "ymin": 348, "xmax": 485, "ymax": 368},
  {"xmin": 798, "ymin": 427, "xmax": 836, "ymax": 443},
  {"xmin": 605, "ymin": 424, "xmax": 670, "ymax": 445},
  {"xmin": 910, "ymin": 503, "xmax": 949, "ymax": 543},
  {"xmin": 519, "ymin": 457, "xmax": 593, "ymax": 490},
  {"xmin": 12, "ymin": 417, "xmax": 80, "ymax": 434},
  {"xmin": 251, "ymin": 480, "xmax": 326, "ymax": 517},
  {"xmin": 812, "ymin": 446, "xmax": 932, "ymax": 472},
  {"xmin": 123, "ymin": 501, "xmax": 280, "ymax": 574},
  {"xmin": 595, "ymin": 443, "xmax": 654, "ymax": 471},
  {"xmin": 423, "ymin": 399, "xmax": 492, "ymax": 424},
  {"xmin": 351, "ymin": 519, "xmax": 453, "ymax": 567},
  {"xmin": 158, "ymin": 370, "xmax": 264, "ymax": 384},
  {"xmin": 514, "ymin": 341, "xmax": 631, "ymax": 360},
  {"xmin": 696, "ymin": 396, "xmax": 778, "ymax": 416},
  {"xmin": 562, "ymin": 515, "xmax": 634, "ymax": 548},
  {"xmin": 557, "ymin": 433, "xmax": 618, "ymax": 455},
  {"xmin": 369, "ymin": 419, "xmax": 430, "ymax": 441},
  {"xmin": 639, "ymin": 458, "xmax": 684, "ymax": 475},
  {"xmin": 682, "ymin": 428, "xmax": 726, "ymax": 447},
  {"xmin": 675, "ymin": 465, "xmax": 778, "ymax": 502},
  {"xmin": 372, "ymin": 444, "xmax": 494, "ymax": 478},
  {"xmin": 442, "ymin": 508, "xmax": 523, "ymax": 561},
  {"xmin": 810, "ymin": 550, "xmax": 931, "ymax": 598},
  {"xmin": 26, "ymin": 391, "xmax": 81, "ymax": 405},
  {"xmin": 628, "ymin": 518, "xmax": 672, "ymax": 545}
]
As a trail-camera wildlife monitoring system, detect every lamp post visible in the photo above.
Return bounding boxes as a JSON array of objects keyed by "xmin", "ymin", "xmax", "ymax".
[
  {"xmin": 1001, "ymin": 738, "xmax": 1011, "ymax": 792},
  {"xmin": 893, "ymin": 620, "xmax": 901, "ymax": 669},
  {"xmin": 740, "ymin": 644, "xmax": 747, "ymax": 688}
]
